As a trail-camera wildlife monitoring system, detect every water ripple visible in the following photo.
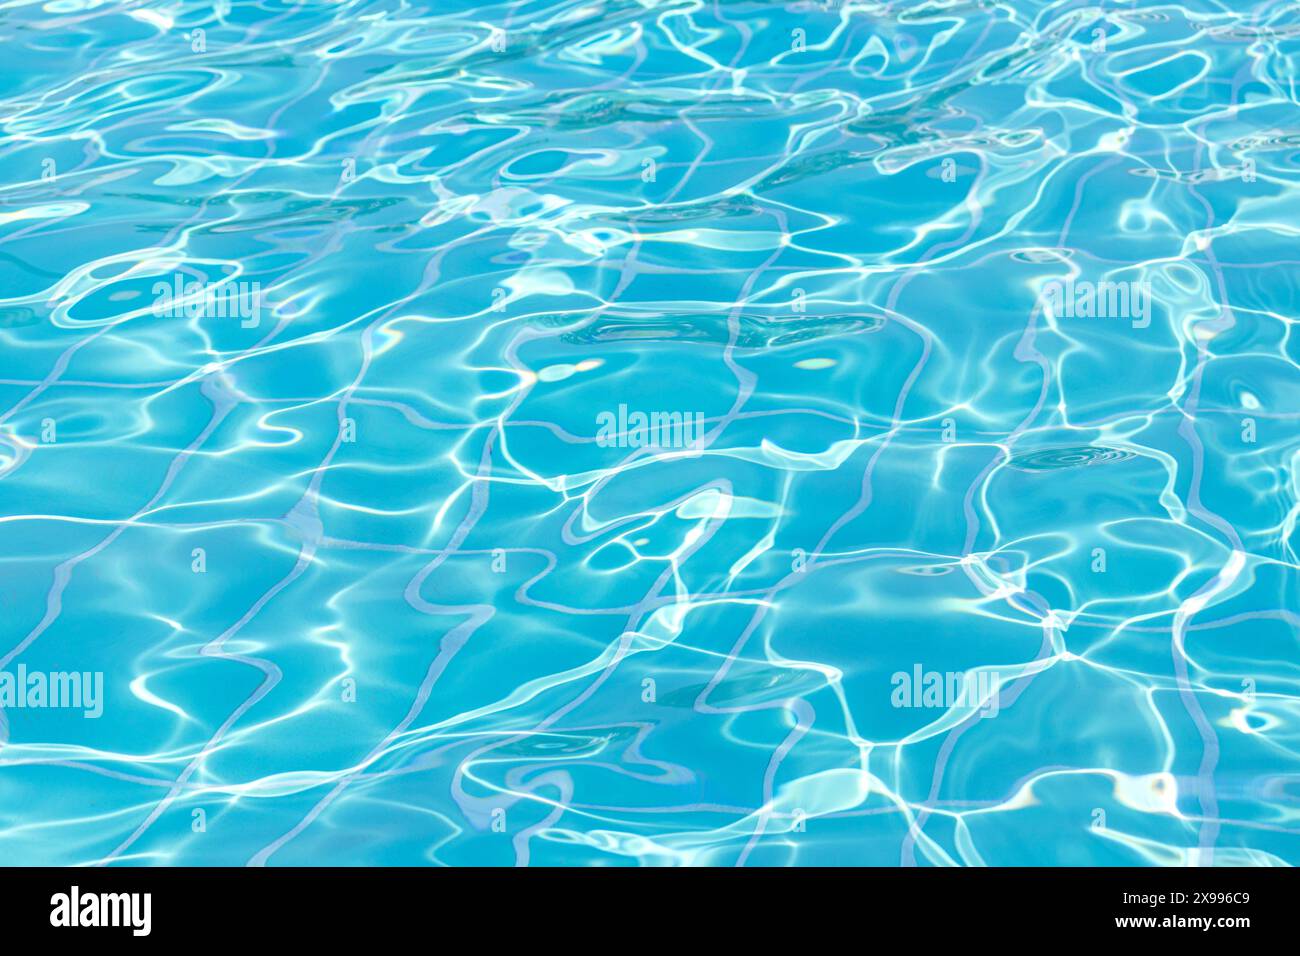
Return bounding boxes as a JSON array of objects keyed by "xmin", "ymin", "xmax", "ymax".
[{"xmin": 0, "ymin": 0, "xmax": 1297, "ymax": 869}]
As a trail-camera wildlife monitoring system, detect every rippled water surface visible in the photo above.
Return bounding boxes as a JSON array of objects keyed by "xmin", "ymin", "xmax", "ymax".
[{"xmin": 2, "ymin": 0, "xmax": 1299, "ymax": 866}]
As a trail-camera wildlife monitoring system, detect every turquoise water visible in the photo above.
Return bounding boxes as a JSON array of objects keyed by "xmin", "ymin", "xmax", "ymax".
[{"xmin": 1, "ymin": 0, "xmax": 1298, "ymax": 867}]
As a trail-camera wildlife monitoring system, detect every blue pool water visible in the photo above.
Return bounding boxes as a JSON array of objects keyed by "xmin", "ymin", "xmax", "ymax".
[{"xmin": 1, "ymin": 0, "xmax": 1298, "ymax": 867}]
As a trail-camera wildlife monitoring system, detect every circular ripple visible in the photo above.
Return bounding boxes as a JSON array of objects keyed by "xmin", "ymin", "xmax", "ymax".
[
  {"xmin": 1006, "ymin": 445, "xmax": 1136, "ymax": 472},
  {"xmin": 1010, "ymin": 248, "xmax": 1073, "ymax": 264}
]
